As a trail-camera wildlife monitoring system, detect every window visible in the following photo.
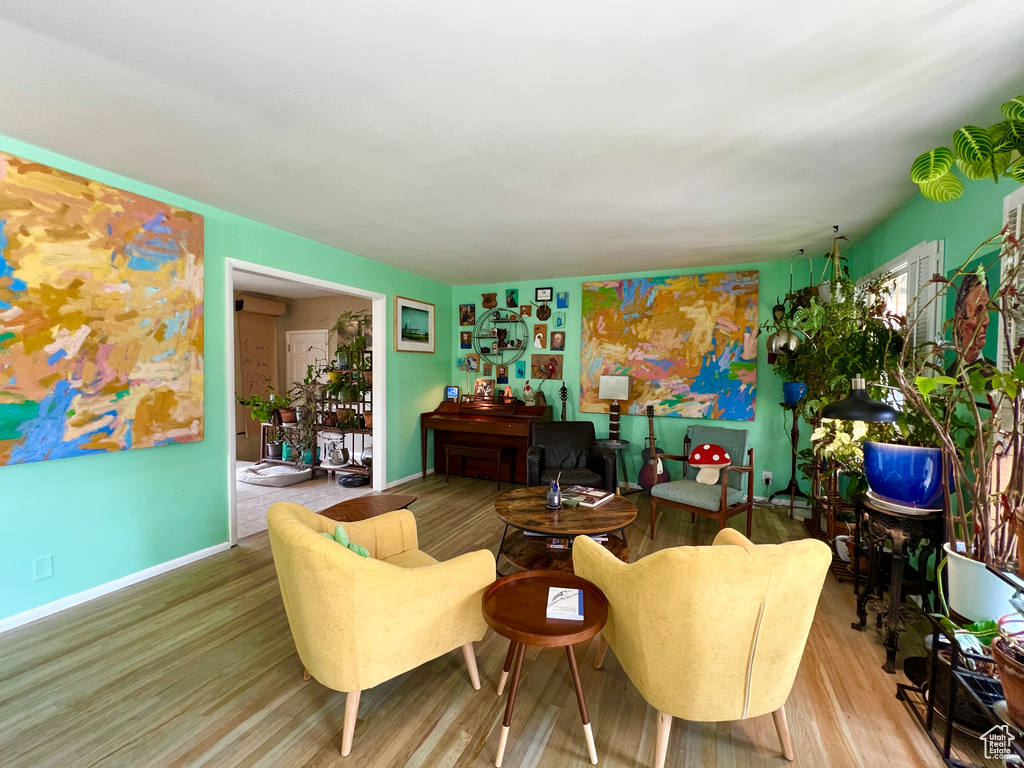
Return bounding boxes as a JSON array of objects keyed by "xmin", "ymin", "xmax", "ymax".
[
  {"xmin": 997, "ymin": 185, "xmax": 1024, "ymax": 373},
  {"xmin": 858, "ymin": 240, "xmax": 944, "ymax": 352}
]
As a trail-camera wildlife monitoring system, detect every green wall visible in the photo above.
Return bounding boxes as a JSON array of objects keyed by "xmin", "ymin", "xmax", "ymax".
[
  {"xmin": 845, "ymin": 176, "xmax": 1022, "ymax": 368},
  {"xmin": 452, "ymin": 262, "xmax": 798, "ymax": 497},
  {"xmin": 846, "ymin": 178, "xmax": 1020, "ymax": 279},
  {"xmin": 0, "ymin": 136, "xmax": 452, "ymax": 623}
]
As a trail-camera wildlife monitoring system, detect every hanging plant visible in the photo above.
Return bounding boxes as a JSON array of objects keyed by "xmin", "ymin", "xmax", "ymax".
[{"xmin": 910, "ymin": 95, "xmax": 1024, "ymax": 202}]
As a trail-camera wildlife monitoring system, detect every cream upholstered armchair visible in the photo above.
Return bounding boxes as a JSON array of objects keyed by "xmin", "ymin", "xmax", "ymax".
[
  {"xmin": 267, "ymin": 501, "xmax": 494, "ymax": 756},
  {"xmin": 573, "ymin": 529, "xmax": 830, "ymax": 767}
]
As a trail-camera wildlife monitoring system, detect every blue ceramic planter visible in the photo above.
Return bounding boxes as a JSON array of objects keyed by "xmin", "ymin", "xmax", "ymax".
[
  {"xmin": 863, "ymin": 441, "xmax": 943, "ymax": 509},
  {"xmin": 782, "ymin": 382, "xmax": 807, "ymax": 406}
]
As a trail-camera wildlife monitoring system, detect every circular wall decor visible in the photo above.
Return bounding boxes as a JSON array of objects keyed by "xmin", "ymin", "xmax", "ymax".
[{"xmin": 473, "ymin": 308, "xmax": 528, "ymax": 365}]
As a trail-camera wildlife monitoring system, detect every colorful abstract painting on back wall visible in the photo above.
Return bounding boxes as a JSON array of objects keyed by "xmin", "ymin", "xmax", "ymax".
[
  {"xmin": 0, "ymin": 152, "xmax": 205, "ymax": 465},
  {"xmin": 580, "ymin": 272, "xmax": 758, "ymax": 420}
]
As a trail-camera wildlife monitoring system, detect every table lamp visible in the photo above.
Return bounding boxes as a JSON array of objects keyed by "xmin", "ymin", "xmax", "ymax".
[
  {"xmin": 598, "ymin": 375, "xmax": 630, "ymax": 441},
  {"xmin": 821, "ymin": 375, "xmax": 898, "ymax": 422}
]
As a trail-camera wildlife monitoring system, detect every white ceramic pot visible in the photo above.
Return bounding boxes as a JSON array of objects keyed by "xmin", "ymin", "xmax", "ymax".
[{"xmin": 943, "ymin": 542, "xmax": 1015, "ymax": 622}]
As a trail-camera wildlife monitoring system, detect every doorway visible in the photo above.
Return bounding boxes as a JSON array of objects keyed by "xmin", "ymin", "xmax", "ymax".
[{"xmin": 225, "ymin": 259, "xmax": 387, "ymax": 544}]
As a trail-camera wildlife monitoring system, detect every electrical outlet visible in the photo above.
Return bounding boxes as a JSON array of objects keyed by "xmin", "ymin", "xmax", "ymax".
[{"xmin": 762, "ymin": 471, "xmax": 772, "ymax": 486}]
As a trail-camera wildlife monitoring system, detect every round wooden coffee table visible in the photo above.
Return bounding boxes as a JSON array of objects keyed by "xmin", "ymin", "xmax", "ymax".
[
  {"xmin": 482, "ymin": 571, "xmax": 608, "ymax": 767},
  {"xmin": 494, "ymin": 486, "xmax": 636, "ymax": 574}
]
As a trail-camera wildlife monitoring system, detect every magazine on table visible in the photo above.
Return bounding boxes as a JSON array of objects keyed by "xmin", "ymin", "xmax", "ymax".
[
  {"xmin": 562, "ymin": 485, "xmax": 614, "ymax": 507},
  {"xmin": 546, "ymin": 587, "xmax": 584, "ymax": 620}
]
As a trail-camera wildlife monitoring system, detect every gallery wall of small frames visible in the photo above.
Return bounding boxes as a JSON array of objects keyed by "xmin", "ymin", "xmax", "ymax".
[{"xmin": 455, "ymin": 286, "xmax": 571, "ymax": 408}]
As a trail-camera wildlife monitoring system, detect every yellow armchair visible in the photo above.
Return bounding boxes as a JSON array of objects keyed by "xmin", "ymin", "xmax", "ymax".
[
  {"xmin": 267, "ymin": 501, "xmax": 495, "ymax": 756},
  {"xmin": 573, "ymin": 529, "xmax": 830, "ymax": 767}
]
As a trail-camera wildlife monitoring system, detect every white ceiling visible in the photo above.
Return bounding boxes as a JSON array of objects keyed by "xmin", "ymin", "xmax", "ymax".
[
  {"xmin": 232, "ymin": 269, "xmax": 344, "ymax": 300},
  {"xmin": 2, "ymin": 1, "xmax": 1023, "ymax": 285}
]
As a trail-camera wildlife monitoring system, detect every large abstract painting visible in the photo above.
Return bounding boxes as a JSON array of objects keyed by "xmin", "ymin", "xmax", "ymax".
[
  {"xmin": 581, "ymin": 272, "xmax": 758, "ymax": 420},
  {"xmin": 0, "ymin": 152, "xmax": 204, "ymax": 465}
]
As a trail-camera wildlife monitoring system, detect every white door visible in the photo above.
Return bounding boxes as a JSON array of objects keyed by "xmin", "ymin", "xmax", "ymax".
[{"xmin": 286, "ymin": 330, "xmax": 330, "ymax": 385}]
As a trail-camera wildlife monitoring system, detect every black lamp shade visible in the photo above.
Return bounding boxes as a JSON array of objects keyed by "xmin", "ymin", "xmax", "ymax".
[{"xmin": 821, "ymin": 388, "xmax": 898, "ymax": 422}]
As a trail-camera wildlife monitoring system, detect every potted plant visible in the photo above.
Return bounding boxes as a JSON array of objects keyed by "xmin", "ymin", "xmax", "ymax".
[
  {"xmin": 768, "ymin": 268, "xmax": 904, "ymax": 535},
  {"xmin": 909, "ymin": 94, "xmax": 1024, "ymax": 202},
  {"xmin": 331, "ymin": 309, "xmax": 372, "ymax": 372},
  {"xmin": 817, "ymin": 227, "xmax": 848, "ymax": 304},
  {"xmin": 284, "ymin": 364, "xmax": 324, "ymax": 466},
  {"xmin": 886, "ymin": 229, "xmax": 1024, "ymax": 621},
  {"xmin": 993, "ymin": 615, "xmax": 1024, "ymax": 729},
  {"xmin": 234, "ymin": 389, "xmax": 292, "ymax": 426},
  {"xmin": 771, "ymin": 270, "xmax": 902, "ymax": 428}
]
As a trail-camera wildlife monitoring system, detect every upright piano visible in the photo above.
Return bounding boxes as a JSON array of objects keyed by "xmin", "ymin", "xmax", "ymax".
[{"xmin": 421, "ymin": 399, "xmax": 552, "ymax": 485}]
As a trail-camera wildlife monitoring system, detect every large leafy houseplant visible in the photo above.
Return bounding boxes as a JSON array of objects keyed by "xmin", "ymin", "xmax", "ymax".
[
  {"xmin": 234, "ymin": 388, "xmax": 294, "ymax": 441},
  {"xmin": 769, "ymin": 267, "xmax": 904, "ymax": 427},
  {"xmin": 330, "ymin": 309, "xmax": 372, "ymax": 370},
  {"xmin": 283, "ymin": 364, "xmax": 323, "ymax": 466},
  {"xmin": 326, "ymin": 309, "xmax": 372, "ymax": 406},
  {"xmin": 888, "ymin": 230, "xmax": 1024, "ymax": 566},
  {"xmin": 910, "ymin": 95, "xmax": 1024, "ymax": 202}
]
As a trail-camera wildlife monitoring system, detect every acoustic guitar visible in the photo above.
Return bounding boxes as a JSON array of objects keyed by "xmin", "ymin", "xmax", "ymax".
[{"xmin": 638, "ymin": 405, "xmax": 670, "ymax": 490}]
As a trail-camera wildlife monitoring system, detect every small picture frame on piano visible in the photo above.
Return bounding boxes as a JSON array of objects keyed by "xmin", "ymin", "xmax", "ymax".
[
  {"xmin": 445, "ymin": 385, "xmax": 460, "ymax": 401},
  {"xmin": 474, "ymin": 379, "xmax": 495, "ymax": 398}
]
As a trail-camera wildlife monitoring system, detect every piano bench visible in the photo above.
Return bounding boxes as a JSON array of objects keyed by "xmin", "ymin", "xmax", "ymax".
[{"xmin": 445, "ymin": 442, "xmax": 516, "ymax": 490}]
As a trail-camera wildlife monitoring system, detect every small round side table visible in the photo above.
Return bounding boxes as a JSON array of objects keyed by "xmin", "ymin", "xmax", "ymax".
[
  {"xmin": 597, "ymin": 438, "xmax": 635, "ymax": 493},
  {"xmin": 482, "ymin": 571, "xmax": 608, "ymax": 767}
]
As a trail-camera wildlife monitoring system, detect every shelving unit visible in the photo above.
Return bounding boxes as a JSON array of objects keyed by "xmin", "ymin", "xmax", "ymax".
[
  {"xmin": 473, "ymin": 308, "xmax": 528, "ymax": 366},
  {"xmin": 897, "ymin": 611, "xmax": 1021, "ymax": 767},
  {"xmin": 257, "ymin": 351, "xmax": 373, "ymax": 483}
]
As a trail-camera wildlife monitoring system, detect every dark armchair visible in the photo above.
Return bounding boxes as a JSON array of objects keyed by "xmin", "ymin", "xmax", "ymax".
[{"xmin": 527, "ymin": 421, "xmax": 616, "ymax": 492}]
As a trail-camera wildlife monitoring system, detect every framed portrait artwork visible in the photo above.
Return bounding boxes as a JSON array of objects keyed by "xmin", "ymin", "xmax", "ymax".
[
  {"xmin": 496, "ymin": 365, "xmax": 509, "ymax": 384},
  {"xmin": 395, "ymin": 296, "xmax": 435, "ymax": 353},
  {"xmin": 459, "ymin": 303, "xmax": 476, "ymax": 326},
  {"xmin": 459, "ymin": 331, "xmax": 472, "ymax": 349},
  {"xmin": 550, "ymin": 330, "xmax": 566, "ymax": 351},
  {"xmin": 535, "ymin": 287, "xmax": 553, "ymax": 302},
  {"xmin": 483, "ymin": 362, "xmax": 493, "ymax": 376}
]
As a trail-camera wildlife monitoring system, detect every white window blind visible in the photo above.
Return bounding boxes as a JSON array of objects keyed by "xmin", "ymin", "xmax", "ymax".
[{"xmin": 998, "ymin": 185, "xmax": 1024, "ymax": 377}]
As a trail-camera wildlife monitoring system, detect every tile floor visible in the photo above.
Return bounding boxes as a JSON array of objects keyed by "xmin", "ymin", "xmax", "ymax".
[{"xmin": 234, "ymin": 461, "xmax": 375, "ymax": 539}]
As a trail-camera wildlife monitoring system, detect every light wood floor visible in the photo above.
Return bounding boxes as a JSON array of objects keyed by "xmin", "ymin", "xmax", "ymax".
[{"xmin": 0, "ymin": 475, "xmax": 992, "ymax": 767}]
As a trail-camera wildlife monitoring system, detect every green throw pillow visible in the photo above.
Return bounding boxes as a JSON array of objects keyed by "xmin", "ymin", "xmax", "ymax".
[{"xmin": 319, "ymin": 523, "xmax": 370, "ymax": 558}]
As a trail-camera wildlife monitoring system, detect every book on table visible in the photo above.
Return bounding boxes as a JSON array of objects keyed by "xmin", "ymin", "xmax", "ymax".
[
  {"xmin": 546, "ymin": 587, "xmax": 584, "ymax": 620},
  {"xmin": 562, "ymin": 485, "xmax": 614, "ymax": 507}
]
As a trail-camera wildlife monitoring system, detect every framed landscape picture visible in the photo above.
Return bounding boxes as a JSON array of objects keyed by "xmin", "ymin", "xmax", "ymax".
[{"xmin": 395, "ymin": 296, "xmax": 435, "ymax": 353}]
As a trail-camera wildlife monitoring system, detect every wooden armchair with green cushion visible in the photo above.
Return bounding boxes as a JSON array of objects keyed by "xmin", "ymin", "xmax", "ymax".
[
  {"xmin": 573, "ymin": 529, "xmax": 831, "ymax": 767},
  {"xmin": 267, "ymin": 501, "xmax": 495, "ymax": 757},
  {"xmin": 648, "ymin": 424, "xmax": 754, "ymax": 539}
]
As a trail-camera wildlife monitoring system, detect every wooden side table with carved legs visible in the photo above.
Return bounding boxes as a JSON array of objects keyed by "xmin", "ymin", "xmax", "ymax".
[
  {"xmin": 851, "ymin": 497, "xmax": 943, "ymax": 674},
  {"xmin": 482, "ymin": 571, "xmax": 608, "ymax": 767}
]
